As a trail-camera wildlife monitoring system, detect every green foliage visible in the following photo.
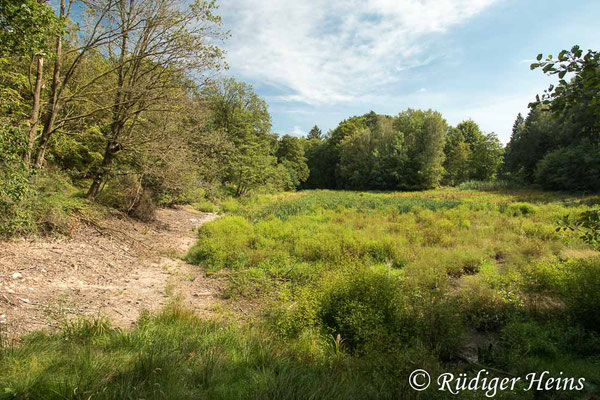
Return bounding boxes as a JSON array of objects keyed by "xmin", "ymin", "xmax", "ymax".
[
  {"xmin": 535, "ymin": 142, "xmax": 600, "ymax": 191},
  {"xmin": 0, "ymin": 162, "xmax": 34, "ymax": 236},
  {"xmin": 276, "ymin": 135, "xmax": 309, "ymax": 189},
  {"xmin": 443, "ymin": 120, "xmax": 504, "ymax": 185},
  {"xmin": 458, "ymin": 180, "xmax": 527, "ymax": 191},
  {"xmin": 531, "ymin": 46, "xmax": 600, "ymax": 137},
  {"xmin": 504, "ymin": 45, "xmax": 600, "ymax": 191},
  {"xmin": 557, "ymin": 209, "xmax": 600, "ymax": 248},
  {"xmin": 0, "ymin": 0, "xmax": 62, "ymax": 56},
  {"xmin": 307, "ymin": 125, "xmax": 322, "ymax": 140},
  {"xmin": 316, "ymin": 269, "xmax": 412, "ymax": 352},
  {"xmin": 187, "ymin": 189, "xmax": 600, "ymax": 366},
  {"xmin": 394, "ymin": 109, "xmax": 447, "ymax": 189},
  {"xmin": 205, "ymin": 79, "xmax": 301, "ymax": 196},
  {"xmin": 558, "ymin": 258, "xmax": 600, "ymax": 331}
]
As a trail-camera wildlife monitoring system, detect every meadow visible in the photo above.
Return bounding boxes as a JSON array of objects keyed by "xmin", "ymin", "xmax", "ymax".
[{"xmin": 1, "ymin": 188, "xmax": 600, "ymax": 399}]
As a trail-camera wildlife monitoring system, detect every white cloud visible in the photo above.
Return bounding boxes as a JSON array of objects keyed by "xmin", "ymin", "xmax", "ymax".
[
  {"xmin": 220, "ymin": 0, "xmax": 498, "ymax": 105},
  {"xmin": 292, "ymin": 125, "xmax": 307, "ymax": 137}
]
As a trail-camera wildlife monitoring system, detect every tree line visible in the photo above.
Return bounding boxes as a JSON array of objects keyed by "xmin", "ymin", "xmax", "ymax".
[
  {"xmin": 303, "ymin": 46, "xmax": 599, "ymax": 192},
  {"xmin": 302, "ymin": 111, "xmax": 503, "ymax": 190}
]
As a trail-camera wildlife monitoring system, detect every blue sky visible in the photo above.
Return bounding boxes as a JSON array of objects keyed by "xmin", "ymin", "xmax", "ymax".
[{"xmin": 217, "ymin": 0, "xmax": 600, "ymax": 143}]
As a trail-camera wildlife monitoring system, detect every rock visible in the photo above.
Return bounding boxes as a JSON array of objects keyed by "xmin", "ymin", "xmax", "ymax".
[{"xmin": 11, "ymin": 272, "xmax": 23, "ymax": 279}]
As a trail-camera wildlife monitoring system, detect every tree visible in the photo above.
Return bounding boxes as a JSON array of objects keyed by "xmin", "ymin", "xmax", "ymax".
[
  {"xmin": 469, "ymin": 133, "xmax": 504, "ymax": 181},
  {"xmin": 303, "ymin": 138, "xmax": 336, "ymax": 189},
  {"xmin": 0, "ymin": 0, "xmax": 62, "ymax": 163},
  {"xmin": 32, "ymin": 0, "xmax": 124, "ymax": 168},
  {"xmin": 443, "ymin": 127, "xmax": 471, "ymax": 186},
  {"xmin": 531, "ymin": 45, "xmax": 600, "ymax": 140},
  {"xmin": 307, "ymin": 125, "xmax": 322, "ymax": 140},
  {"xmin": 395, "ymin": 109, "xmax": 447, "ymax": 189},
  {"xmin": 87, "ymin": 0, "xmax": 226, "ymax": 198},
  {"xmin": 276, "ymin": 135, "xmax": 309, "ymax": 189},
  {"xmin": 504, "ymin": 105, "xmax": 559, "ymax": 182},
  {"xmin": 205, "ymin": 78, "xmax": 279, "ymax": 196},
  {"xmin": 336, "ymin": 113, "xmax": 402, "ymax": 189}
]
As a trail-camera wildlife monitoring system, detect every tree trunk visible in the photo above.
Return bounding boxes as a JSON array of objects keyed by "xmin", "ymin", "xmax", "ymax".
[
  {"xmin": 33, "ymin": 0, "xmax": 65, "ymax": 168},
  {"xmin": 89, "ymin": 3, "xmax": 130, "ymax": 199},
  {"xmin": 24, "ymin": 55, "xmax": 44, "ymax": 164},
  {"xmin": 87, "ymin": 140, "xmax": 118, "ymax": 199}
]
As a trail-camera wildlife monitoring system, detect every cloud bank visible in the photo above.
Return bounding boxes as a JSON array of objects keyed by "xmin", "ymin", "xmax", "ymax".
[{"xmin": 221, "ymin": 0, "xmax": 499, "ymax": 105}]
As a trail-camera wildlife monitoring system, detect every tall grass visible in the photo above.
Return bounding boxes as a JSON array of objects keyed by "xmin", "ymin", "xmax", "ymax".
[{"xmin": 0, "ymin": 303, "xmax": 451, "ymax": 400}]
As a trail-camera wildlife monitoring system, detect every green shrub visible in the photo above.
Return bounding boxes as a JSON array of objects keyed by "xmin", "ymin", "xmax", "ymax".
[
  {"xmin": 535, "ymin": 142, "xmax": 600, "ymax": 191},
  {"xmin": 560, "ymin": 258, "xmax": 600, "ymax": 331},
  {"xmin": 500, "ymin": 202, "xmax": 537, "ymax": 217},
  {"xmin": 0, "ymin": 164, "xmax": 35, "ymax": 236},
  {"xmin": 459, "ymin": 276, "xmax": 519, "ymax": 331},
  {"xmin": 316, "ymin": 269, "xmax": 412, "ymax": 353}
]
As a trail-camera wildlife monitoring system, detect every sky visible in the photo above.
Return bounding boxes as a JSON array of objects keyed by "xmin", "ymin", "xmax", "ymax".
[{"xmin": 216, "ymin": 0, "xmax": 600, "ymax": 143}]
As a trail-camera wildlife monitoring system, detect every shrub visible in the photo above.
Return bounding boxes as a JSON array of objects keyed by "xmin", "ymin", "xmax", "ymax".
[
  {"xmin": 560, "ymin": 258, "xmax": 600, "ymax": 331},
  {"xmin": 316, "ymin": 269, "xmax": 412, "ymax": 353},
  {"xmin": 535, "ymin": 142, "xmax": 600, "ymax": 191},
  {"xmin": 459, "ymin": 276, "xmax": 519, "ymax": 331},
  {"xmin": 0, "ymin": 164, "xmax": 35, "ymax": 236}
]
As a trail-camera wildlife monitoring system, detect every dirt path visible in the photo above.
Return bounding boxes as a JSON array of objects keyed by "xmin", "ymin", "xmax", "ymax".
[{"xmin": 0, "ymin": 206, "xmax": 220, "ymax": 338}]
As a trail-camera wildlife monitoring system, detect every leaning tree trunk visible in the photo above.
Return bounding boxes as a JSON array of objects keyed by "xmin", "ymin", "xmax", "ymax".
[
  {"xmin": 33, "ymin": 0, "xmax": 64, "ymax": 168},
  {"xmin": 24, "ymin": 55, "xmax": 44, "ymax": 164},
  {"xmin": 88, "ymin": 3, "xmax": 129, "ymax": 199}
]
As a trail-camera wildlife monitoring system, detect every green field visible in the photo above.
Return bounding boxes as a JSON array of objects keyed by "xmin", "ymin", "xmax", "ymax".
[{"xmin": 2, "ymin": 188, "xmax": 600, "ymax": 399}]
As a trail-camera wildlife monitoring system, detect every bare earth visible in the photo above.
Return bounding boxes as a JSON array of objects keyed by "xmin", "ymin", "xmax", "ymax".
[{"xmin": 0, "ymin": 206, "xmax": 220, "ymax": 338}]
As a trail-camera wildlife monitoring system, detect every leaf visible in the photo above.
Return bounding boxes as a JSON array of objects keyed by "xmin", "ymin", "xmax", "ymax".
[
  {"xmin": 537, "ymin": 53, "xmax": 543, "ymax": 61},
  {"xmin": 558, "ymin": 50, "xmax": 568, "ymax": 61}
]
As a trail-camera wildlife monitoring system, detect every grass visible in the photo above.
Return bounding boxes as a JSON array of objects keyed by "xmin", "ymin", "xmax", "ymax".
[
  {"xmin": 0, "ymin": 304, "xmax": 449, "ymax": 400},
  {"xmin": 2, "ymin": 188, "xmax": 600, "ymax": 399}
]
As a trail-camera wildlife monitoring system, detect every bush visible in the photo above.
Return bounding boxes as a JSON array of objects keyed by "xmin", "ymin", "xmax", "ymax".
[
  {"xmin": 560, "ymin": 258, "xmax": 600, "ymax": 331},
  {"xmin": 535, "ymin": 142, "xmax": 600, "ymax": 191},
  {"xmin": 0, "ymin": 164, "xmax": 35, "ymax": 236},
  {"xmin": 316, "ymin": 269, "xmax": 412, "ymax": 353}
]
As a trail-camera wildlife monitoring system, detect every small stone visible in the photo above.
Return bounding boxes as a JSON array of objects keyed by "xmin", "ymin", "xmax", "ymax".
[
  {"xmin": 18, "ymin": 298, "xmax": 30, "ymax": 304},
  {"xmin": 11, "ymin": 272, "xmax": 22, "ymax": 279}
]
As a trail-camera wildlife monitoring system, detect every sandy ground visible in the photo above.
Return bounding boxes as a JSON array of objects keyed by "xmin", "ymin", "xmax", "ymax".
[{"xmin": 0, "ymin": 206, "xmax": 221, "ymax": 338}]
